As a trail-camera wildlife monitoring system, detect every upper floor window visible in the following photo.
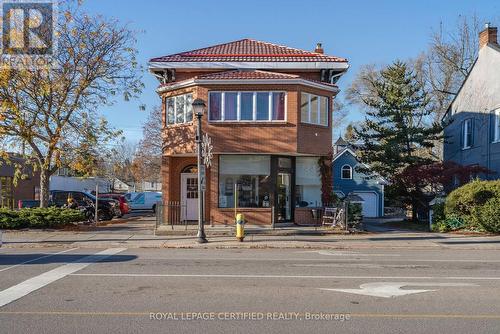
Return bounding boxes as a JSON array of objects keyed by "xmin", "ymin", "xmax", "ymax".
[
  {"xmin": 494, "ymin": 109, "xmax": 500, "ymax": 142},
  {"xmin": 300, "ymin": 92, "xmax": 329, "ymax": 126},
  {"xmin": 462, "ymin": 118, "xmax": 473, "ymax": 149},
  {"xmin": 341, "ymin": 165, "xmax": 352, "ymax": 179},
  {"xmin": 209, "ymin": 92, "xmax": 286, "ymax": 122},
  {"xmin": 165, "ymin": 93, "xmax": 193, "ymax": 126}
]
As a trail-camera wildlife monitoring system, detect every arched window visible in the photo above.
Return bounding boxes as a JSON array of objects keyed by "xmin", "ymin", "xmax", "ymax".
[
  {"xmin": 341, "ymin": 165, "xmax": 352, "ymax": 179},
  {"xmin": 181, "ymin": 165, "xmax": 198, "ymax": 173}
]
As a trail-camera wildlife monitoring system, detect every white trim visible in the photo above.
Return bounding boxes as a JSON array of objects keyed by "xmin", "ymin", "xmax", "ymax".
[
  {"xmin": 300, "ymin": 92, "xmax": 329, "ymax": 126},
  {"xmin": 166, "ymin": 93, "xmax": 193, "ymax": 126},
  {"xmin": 157, "ymin": 78, "xmax": 339, "ymax": 94},
  {"xmin": 341, "ymin": 164, "xmax": 353, "ymax": 180},
  {"xmin": 462, "ymin": 118, "xmax": 473, "ymax": 149},
  {"xmin": 208, "ymin": 91, "xmax": 287, "ymax": 123},
  {"xmin": 149, "ymin": 61, "xmax": 349, "ymax": 71},
  {"xmin": 333, "ymin": 191, "xmax": 345, "ymax": 198},
  {"xmin": 494, "ymin": 108, "xmax": 500, "ymax": 143},
  {"xmin": 333, "ymin": 148, "xmax": 388, "ymax": 184}
]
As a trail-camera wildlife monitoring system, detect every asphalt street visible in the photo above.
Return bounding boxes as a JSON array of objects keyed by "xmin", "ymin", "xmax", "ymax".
[{"xmin": 0, "ymin": 247, "xmax": 500, "ymax": 333}]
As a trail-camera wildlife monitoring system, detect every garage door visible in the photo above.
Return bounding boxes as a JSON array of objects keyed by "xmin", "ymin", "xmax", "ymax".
[{"xmin": 352, "ymin": 192, "xmax": 378, "ymax": 218}]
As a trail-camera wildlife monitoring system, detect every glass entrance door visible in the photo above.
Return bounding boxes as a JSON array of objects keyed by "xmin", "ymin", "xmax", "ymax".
[{"xmin": 277, "ymin": 173, "xmax": 291, "ymax": 221}]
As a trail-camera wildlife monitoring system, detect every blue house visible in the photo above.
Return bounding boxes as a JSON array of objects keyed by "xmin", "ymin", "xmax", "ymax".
[
  {"xmin": 332, "ymin": 137, "xmax": 385, "ymax": 217},
  {"xmin": 443, "ymin": 24, "xmax": 500, "ymax": 181}
]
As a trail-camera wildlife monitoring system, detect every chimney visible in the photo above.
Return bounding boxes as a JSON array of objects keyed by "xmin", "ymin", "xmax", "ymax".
[
  {"xmin": 479, "ymin": 23, "xmax": 497, "ymax": 48},
  {"xmin": 314, "ymin": 42, "xmax": 324, "ymax": 54}
]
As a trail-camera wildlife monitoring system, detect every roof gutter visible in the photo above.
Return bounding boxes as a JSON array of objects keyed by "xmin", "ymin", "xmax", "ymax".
[
  {"xmin": 156, "ymin": 78, "xmax": 340, "ymax": 94},
  {"xmin": 149, "ymin": 61, "xmax": 349, "ymax": 71}
]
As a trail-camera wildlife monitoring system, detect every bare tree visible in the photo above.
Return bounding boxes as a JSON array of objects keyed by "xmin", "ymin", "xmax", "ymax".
[
  {"xmin": 0, "ymin": 2, "xmax": 143, "ymax": 206},
  {"xmin": 417, "ymin": 15, "xmax": 482, "ymax": 120},
  {"xmin": 132, "ymin": 106, "xmax": 162, "ymax": 184}
]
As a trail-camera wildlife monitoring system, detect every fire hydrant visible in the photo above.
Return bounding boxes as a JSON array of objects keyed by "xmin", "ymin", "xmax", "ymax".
[{"xmin": 236, "ymin": 213, "xmax": 245, "ymax": 242}]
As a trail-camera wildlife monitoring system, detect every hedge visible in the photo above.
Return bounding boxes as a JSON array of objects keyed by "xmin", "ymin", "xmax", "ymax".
[
  {"xmin": 444, "ymin": 180, "xmax": 500, "ymax": 233},
  {"xmin": 0, "ymin": 207, "xmax": 85, "ymax": 229}
]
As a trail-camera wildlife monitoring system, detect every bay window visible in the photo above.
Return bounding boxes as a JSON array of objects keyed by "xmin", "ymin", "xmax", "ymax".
[
  {"xmin": 209, "ymin": 92, "xmax": 286, "ymax": 122},
  {"xmin": 300, "ymin": 92, "xmax": 329, "ymax": 126},
  {"xmin": 295, "ymin": 157, "xmax": 322, "ymax": 207},
  {"xmin": 219, "ymin": 155, "xmax": 271, "ymax": 208},
  {"xmin": 165, "ymin": 93, "xmax": 193, "ymax": 126}
]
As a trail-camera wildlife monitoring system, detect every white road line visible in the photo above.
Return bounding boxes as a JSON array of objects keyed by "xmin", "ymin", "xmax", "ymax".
[
  {"xmin": 0, "ymin": 248, "xmax": 79, "ymax": 273},
  {"xmin": 70, "ymin": 273, "xmax": 500, "ymax": 280},
  {"xmin": 0, "ymin": 248, "xmax": 126, "ymax": 308},
  {"xmin": 122, "ymin": 256, "xmax": 500, "ymax": 263}
]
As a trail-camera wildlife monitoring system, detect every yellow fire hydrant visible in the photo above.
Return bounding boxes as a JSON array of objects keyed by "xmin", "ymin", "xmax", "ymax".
[{"xmin": 236, "ymin": 213, "xmax": 245, "ymax": 242}]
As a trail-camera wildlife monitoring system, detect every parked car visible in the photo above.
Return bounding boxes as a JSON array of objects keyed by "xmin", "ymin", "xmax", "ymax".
[
  {"xmin": 18, "ymin": 199, "xmax": 40, "ymax": 209},
  {"xmin": 124, "ymin": 192, "xmax": 162, "ymax": 212},
  {"xmin": 97, "ymin": 193, "xmax": 130, "ymax": 217},
  {"xmin": 50, "ymin": 190, "xmax": 120, "ymax": 221}
]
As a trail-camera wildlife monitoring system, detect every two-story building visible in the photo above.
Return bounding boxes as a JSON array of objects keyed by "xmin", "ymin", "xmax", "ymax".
[
  {"xmin": 332, "ymin": 137, "xmax": 385, "ymax": 217},
  {"xmin": 443, "ymin": 24, "xmax": 500, "ymax": 181},
  {"xmin": 149, "ymin": 39, "xmax": 348, "ymax": 225}
]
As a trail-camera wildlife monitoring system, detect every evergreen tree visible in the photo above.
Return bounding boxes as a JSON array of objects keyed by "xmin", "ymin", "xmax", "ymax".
[
  {"xmin": 354, "ymin": 61, "xmax": 442, "ymax": 178},
  {"xmin": 353, "ymin": 61, "xmax": 443, "ymax": 221}
]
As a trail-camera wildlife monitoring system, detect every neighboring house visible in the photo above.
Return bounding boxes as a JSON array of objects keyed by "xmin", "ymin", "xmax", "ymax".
[
  {"xmin": 0, "ymin": 155, "xmax": 41, "ymax": 208},
  {"xmin": 443, "ymin": 24, "xmax": 500, "ymax": 182},
  {"xmin": 332, "ymin": 137, "xmax": 385, "ymax": 218},
  {"xmin": 49, "ymin": 176, "xmax": 111, "ymax": 194},
  {"xmin": 149, "ymin": 39, "xmax": 349, "ymax": 225},
  {"xmin": 110, "ymin": 178, "xmax": 131, "ymax": 193}
]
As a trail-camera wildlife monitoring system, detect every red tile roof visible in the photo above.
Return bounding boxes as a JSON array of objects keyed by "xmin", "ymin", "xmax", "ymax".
[
  {"xmin": 196, "ymin": 70, "xmax": 300, "ymax": 80},
  {"xmin": 159, "ymin": 70, "xmax": 338, "ymax": 89},
  {"xmin": 150, "ymin": 39, "xmax": 347, "ymax": 63}
]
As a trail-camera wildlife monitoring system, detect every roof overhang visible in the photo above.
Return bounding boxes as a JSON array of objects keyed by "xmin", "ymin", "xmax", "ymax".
[
  {"xmin": 157, "ymin": 78, "xmax": 340, "ymax": 94},
  {"xmin": 149, "ymin": 61, "xmax": 349, "ymax": 71}
]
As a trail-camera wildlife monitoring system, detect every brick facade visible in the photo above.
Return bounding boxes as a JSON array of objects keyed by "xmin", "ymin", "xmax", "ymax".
[{"xmin": 152, "ymin": 40, "xmax": 348, "ymax": 226}]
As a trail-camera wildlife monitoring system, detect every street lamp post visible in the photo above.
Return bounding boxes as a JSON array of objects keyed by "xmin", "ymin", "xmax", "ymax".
[{"xmin": 192, "ymin": 98, "xmax": 208, "ymax": 243}]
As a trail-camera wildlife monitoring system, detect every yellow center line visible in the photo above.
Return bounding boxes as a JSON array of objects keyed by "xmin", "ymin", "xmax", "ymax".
[{"xmin": 0, "ymin": 311, "xmax": 500, "ymax": 320}]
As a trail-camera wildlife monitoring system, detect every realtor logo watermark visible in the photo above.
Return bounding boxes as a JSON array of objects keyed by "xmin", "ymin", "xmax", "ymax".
[{"xmin": 0, "ymin": 0, "xmax": 57, "ymax": 69}]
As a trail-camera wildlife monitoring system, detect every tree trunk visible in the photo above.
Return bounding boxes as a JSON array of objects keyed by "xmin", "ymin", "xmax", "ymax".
[
  {"xmin": 39, "ymin": 169, "xmax": 50, "ymax": 208},
  {"xmin": 411, "ymin": 198, "xmax": 418, "ymax": 223}
]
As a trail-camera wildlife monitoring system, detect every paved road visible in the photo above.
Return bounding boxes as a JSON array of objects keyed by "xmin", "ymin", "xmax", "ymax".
[{"xmin": 0, "ymin": 247, "xmax": 499, "ymax": 333}]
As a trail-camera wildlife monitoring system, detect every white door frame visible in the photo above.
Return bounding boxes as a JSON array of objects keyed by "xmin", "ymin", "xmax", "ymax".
[{"xmin": 181, "ymin": 173, "xmax": 198, "ymax": 221}]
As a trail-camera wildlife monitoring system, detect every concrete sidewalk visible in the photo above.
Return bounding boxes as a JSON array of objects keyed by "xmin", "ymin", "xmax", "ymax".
[
  {"xmin": 1, "ymin": 215, "xmax": 500, "ymax": 250},
  {"xmin": 2, "ymin": 228, "xmax": 500, "ymax": 250}
]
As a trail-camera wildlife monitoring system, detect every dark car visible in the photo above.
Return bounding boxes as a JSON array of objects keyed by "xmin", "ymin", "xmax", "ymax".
[
  {"xmin": 97, "ymin": 193, "xmax": 130, "ymax": 217},
  {"xmin": 50, "ymin": 190, "xmax": 120, "ymax": 221}
]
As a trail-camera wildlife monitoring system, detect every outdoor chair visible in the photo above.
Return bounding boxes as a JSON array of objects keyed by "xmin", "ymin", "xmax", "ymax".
[{"xmin": 321, "ymin": 207, "xmax": 337, "ymax": 226}]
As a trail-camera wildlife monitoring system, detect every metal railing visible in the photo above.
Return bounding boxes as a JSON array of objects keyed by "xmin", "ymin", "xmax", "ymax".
[{"xmin": 155, "ymin": 201, "xmax": 189, "ymax": 230}]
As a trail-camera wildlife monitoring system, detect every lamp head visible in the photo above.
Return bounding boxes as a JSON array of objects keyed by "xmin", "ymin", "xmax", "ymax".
[{"xmin": 192, "ymin": 98, "xmax": 206, "ymax": 117}]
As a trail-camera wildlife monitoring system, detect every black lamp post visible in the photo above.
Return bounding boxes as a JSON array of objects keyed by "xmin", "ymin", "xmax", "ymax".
[{"xmin": 192, "ymin": 98, "xmax": 208, "ymax": 243}]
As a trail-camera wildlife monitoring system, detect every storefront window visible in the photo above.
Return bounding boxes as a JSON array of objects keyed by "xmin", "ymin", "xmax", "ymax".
[
  {"xmin": 219, "ymin": 155, "xmax": 271, "ymax": 208},
  {"xmin": 295, "ymin": 157, "xmax": 322, "ymax": 207}
]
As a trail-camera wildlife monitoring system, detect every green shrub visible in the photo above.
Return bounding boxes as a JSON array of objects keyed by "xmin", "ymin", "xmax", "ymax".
[
  {"xmin": 475, "ymin": 197, "xmax": 500, "ymax": 233},
  {"xmin": 436, "ymin": 215, "xmax": 466, "ymax": 232},
  {"xmin": 348, "ymin": 203, "xmax": 363, "ymax": 222},
  {"xmin": 0, "ymin": 208, "xmax": 85, "ymax": 229},
  {"xmin": 445, "ymin": 180, "xmax": 500, "ymax": 230},
  {"xmin": 432, "ymin": 201, "xmax": 446, "ymax": 224}
]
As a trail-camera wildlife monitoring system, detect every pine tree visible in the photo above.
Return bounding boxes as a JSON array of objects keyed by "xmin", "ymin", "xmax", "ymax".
[
  {"xmin": 354, "ymin": 61, "xmax": 443, "ymax": 221},
  {"xmin": 354, "ymin": 61, "xmax": 442, "ymax": 178}
]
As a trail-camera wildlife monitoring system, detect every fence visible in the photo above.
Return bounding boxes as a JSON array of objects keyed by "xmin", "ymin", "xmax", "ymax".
[{"xmin": 155, "ymin": 201, "xmax": 189, "ymax": 229}]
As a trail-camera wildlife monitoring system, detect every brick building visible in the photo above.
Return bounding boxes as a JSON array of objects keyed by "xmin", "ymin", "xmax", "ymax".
[
  {"xmin": 0, "ymin": 155, "xmax": 40, "ymax": 208},
  {"xmin": 149, "ymin": 39, "xmax": 348, "ymax": 225}
]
